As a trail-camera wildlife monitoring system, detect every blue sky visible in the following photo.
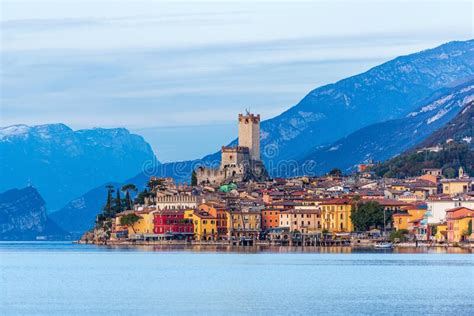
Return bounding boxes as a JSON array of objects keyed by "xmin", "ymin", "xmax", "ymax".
[{"xmin": 1, "ymin": 0, "xmax": 472, "ymax": 161}]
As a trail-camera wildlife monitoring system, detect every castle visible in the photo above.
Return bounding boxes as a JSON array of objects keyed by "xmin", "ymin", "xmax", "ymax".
[{"xmin": 196, "ymin": 112, "xmax": 269, "ymax": 185}]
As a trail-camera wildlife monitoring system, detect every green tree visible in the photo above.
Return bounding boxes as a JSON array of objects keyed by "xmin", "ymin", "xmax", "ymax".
[
  {"xmin": 135, "ymin": 189, "xmax": 149, "ymax": 205},
  {"xmin": 113, "ymin": 188, "xmax": 123, "ymax": 214},
  {"xmin": 466, "ymin": 220, "xmax": 472, "ymax": 237},
  {"xmin": 103, "ymin": 185, "xmax": 115, "ymax": 218},
  {"xmin": 328, "ymin": 168, "xmax": 343, "ymax": 177},
  {"xmin": 389, "ymin": 229, "xmax": 409, "ymax": 242},
  {"xmin": 120, "ymin": 214, "xmax": 142, "ymax": 233},
  {"xmin": 191, "ymin": 170, "xmax": 198, "ymax": 186},
  {"xmin": 443, "ymin": 167, "xmax": 456, "ymax": 179},
  {"xmin": 147, "ymin": 177, "xmax": 166, "ymax": 192},
  {"xmin": 121, "ymin": 184, "xmax": 137, "ymax": 210},
  {"xmin": 350, "ymin": 201, "xmax": 386, "ymax": 232}
]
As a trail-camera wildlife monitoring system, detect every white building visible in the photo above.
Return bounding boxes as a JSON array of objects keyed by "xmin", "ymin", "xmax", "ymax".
[{"xmin": 427, "ymin": 198, "xmax": 474, "ymax": 224}]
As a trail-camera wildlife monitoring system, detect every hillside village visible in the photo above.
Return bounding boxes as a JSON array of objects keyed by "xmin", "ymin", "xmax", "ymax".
[{"xmin": 87, "ymin": 113, "xmax": 474, "ymax": 247}]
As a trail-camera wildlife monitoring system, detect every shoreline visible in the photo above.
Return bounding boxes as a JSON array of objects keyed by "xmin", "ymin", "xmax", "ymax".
[{"xmin": 77, "ymin": 239, "xmax": 474, "ymax": 250}]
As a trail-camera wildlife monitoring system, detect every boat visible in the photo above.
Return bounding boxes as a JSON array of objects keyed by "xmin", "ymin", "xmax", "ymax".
[{"xmin": 374, "ymin": 242, "xmax": 393, "ymax": 249}]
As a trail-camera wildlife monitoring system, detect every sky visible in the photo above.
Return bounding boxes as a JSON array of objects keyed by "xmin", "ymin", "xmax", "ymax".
[{"xmin": 1, "ymin": 0, "xmax": 472, "ymax": 161}]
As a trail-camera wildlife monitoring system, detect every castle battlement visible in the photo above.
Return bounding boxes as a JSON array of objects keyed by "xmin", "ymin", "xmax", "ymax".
[
  {"xmin": 196, "ymin": 112, "xmax": 268, "ymax": 186},
  {"xmin": 238, "ymin": 113, "xmax": 260, "ymax": 123}
]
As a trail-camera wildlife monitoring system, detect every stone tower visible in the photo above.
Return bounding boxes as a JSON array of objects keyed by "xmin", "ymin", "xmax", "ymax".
[{"xmin": 238, "ymin": 112, "xmax": 260, "ymax": 161}]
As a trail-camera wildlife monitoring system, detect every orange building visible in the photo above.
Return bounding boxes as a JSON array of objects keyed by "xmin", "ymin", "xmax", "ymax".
[
  {"xmin": 199, "ymin": 202, "xmax": 228, "ymax": 240},
  {"xmin": 446, "ymin": 207, "xmax": 474, "ymax": 242},
  {"xmin": 261, "ymin": 208, "xmax": 281, "ymax": 230}
]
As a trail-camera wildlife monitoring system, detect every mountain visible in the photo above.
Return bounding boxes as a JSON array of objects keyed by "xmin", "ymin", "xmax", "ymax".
[
  {"xmin": 50, "ymin": 40, "xmax": 474, "ymax": 235},
  {"xmin": 0, "ymin": 124, "xmax": 158, "ymax": 211},
  {"xmin": 367, "ymin": 100, "xmax": 474, "ymax": 178},
  {"xmin": 49, "ymin": 181, "xmax": 119, "ymax": 235},
  {"xmin": 149, "ymin": 40, "xmax": 474, "ymax": 176},
  {"xmin": 0, "ymin": 187, "xmax": 65, "ymax": 240},
  {"xmin": 297, "ymin": 81, "xmax": 474, "ymax": 174},
  {"xmin": 258, "ymin": 40, "xmax": 474, "ymax": 168},
  {"xmin": 417, "ymin": 101, "xmax": 474, "ymax": 149}
]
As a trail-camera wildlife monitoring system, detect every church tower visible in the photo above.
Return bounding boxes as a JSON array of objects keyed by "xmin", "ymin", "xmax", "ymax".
[{"xmin": 238, "ymin": 112, "xmax": 260, "ymax": 161}]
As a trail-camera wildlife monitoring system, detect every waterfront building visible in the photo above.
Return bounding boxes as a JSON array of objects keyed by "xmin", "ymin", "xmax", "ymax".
[
  {"xmin": 319, "ymin": 199, "xmax": 353, "ymax": 233},
  {"xmin": 426, "ymin": 197, "xmax": 474, "ymax": 224},
  {"xmin": 199, "ymin": 203, "xmax": 229, "ymax": 240},
  {"xmin": 225, "ymin": 210, "xmax": 261, "ymax": 240},
  {"xmin": 153, "ymin": 210, "xmax": 194, "ymax": 240},
  {"xmin": 446, "ymin": 207, "xmax": 474, "ymax": 242},
  {"xmin": 278, "ymin": 208, "xmax": 321, "ymax": 234},
  {"xmin": 261, "ymin": 208, "xmax": 281, "ymax": 230},
  {"xmin": 184, "ymin": 209, "xmax": 218, "ymax": 241}
]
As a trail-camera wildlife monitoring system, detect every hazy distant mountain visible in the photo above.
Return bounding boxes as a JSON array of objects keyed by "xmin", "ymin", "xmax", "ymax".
[
  {"xmin": 259, "ymin": 40, "xmax": 474, "ymax": 167},
  {"xmin": 0, "ymin": 124, "xmax": 158, "ymax": 211},
  {"xmin": 298, "ymin": 80, "xmax": 474, "ymax": 174},
  {"xmin": 0, "ymin": 187, "xmax": 65, "ymax": 240}
]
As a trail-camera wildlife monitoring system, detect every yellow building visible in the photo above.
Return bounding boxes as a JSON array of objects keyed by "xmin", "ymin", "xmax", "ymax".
[
  {"xmin": 446, "ymin": 207, "xmax": 473, "ymax": 242},
  {"xmin": 199, "ymin": 203, "xmax": 228, "ymax": 239},
  {"xmin": 184, "ymin": 209, "xmax": 217, "ymax": 241},
  {"xmin": 319, "ymin": 199, "xmax": 353, "ymax": 233},
  {"xmin": 114, "ymin": 209, "xmax": 155, "ymax": 237},
  {"xmin": 225, "ymin": 210, "xmax": 261, "ymax": 239},
  {"xmin": 434, "ymin": 223, "xmax": 447, "ymax": 242},
  {"xmin": 392, "ymin": 212, "xmax": 410, "ymax": 231},
  {"xmin": 392, "ymin": 205, "xmax": 426, "ymax": 232},
  {"xmin": 441, "ymin": 179, "xmax": 472, "ymax": 196}
]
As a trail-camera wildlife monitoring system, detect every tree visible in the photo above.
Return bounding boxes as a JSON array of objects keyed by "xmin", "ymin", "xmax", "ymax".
[
  {"xmin": 120, "ymin": 214, "xmax": 142, "ymax": 233},
  {"xmin": 191, "ymin": 170, "xmax": 197, "ymax": 186},
  {"xmin": 328, "ymin": 168, "xmax": 343, "ymax": 177},
  {"xmin": 350, "ymin": 201, "xmax": 386, "ymax": 232},
  {"xmin": 147, "ymin": 177, "xmax": 166, "ymax": 192},
  {"xmin": 113, "ymin": 188, "xmax": 123, "ymax": 214},
  {"xmin": 135, "ymin": 189, "xmax": 149, "ymax": 205},
  {"xmin": 121, "ymin": 184, "xmax": 137, "ymax": 210},
  {"xmin": 389, "ymin": 229, "xmax": 409, "ymax": 242},
  {"xmin": 465, "ymin": 220, "xmax": 472, "ymax": 237},
  {"xmin": 103, "ymin": 185, "xmax": 115, "ymax": 218}
]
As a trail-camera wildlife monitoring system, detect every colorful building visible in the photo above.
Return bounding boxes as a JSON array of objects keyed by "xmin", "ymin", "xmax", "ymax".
[
  {"xmin": 199, "ymin": 203, "xmax": 228, "ymax": 239},
  {"xmin": 319, "ymin": 199, "xmax": 353, "ymax": 233},
  {"xmin": 114, "ymin": 209, "xmax": 156, "ymax": 237},
  {"xmin": 184, "ymin": 209, "xmax": 218, "ymax": 241},
  {"xmin": 441, "ymin": 179, "xmax": 472, "ymax": 196},
  {"xmin": 261, "ymin": 208, "xmax": 281, "ymax": 230},
  {"xmin": 153, "ymin": 210, "xmax": 193, "ymax": 240},
  {"xmin": 279, "ymin": 208, "xmax": 321, "ymax": 234},
  {"xmin": 446, "ymin": 207, "xmax": 474, "ymax": 242},
  {"xmin": 226, "ymin": 210, "xmax": 261, "ymax": 240}
]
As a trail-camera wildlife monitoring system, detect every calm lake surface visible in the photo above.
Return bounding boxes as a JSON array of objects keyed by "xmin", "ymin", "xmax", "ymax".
[{"xmin": 0, "ymin": 242, "xmax": 473, "ymax": 315}]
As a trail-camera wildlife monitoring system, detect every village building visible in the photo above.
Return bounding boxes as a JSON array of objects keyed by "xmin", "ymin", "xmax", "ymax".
[
  {"xmin": 446, "ymin": 207, "xmax": 474, "ymax": 243},
  {"xmin": 153, "ymin": 210, "xmax": 194, "ymax": 240}
]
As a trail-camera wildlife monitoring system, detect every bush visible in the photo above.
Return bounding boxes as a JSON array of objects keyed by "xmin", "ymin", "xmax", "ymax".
[{"xmin": 389, "ymin": 229, "xmax": 409, "ymax": 242}]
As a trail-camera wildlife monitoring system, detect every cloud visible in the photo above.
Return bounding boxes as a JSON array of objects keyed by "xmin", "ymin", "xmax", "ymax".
[{"xmin": 1, "ymin": 0, "xmax": 472, "ymax": 160}]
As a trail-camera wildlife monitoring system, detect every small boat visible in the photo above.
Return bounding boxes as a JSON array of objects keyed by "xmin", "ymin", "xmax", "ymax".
[{"xmin": 374, "ymin": 242, "xmax": 393, "ymax": 249}]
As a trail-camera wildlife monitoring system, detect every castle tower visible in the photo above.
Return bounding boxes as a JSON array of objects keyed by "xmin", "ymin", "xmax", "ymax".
[{"xmin": 238, "ymin": 112, "xmax": 260, "ymax": 161}]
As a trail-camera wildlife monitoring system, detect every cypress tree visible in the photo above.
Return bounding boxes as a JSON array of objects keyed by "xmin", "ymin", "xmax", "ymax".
[{"xmin": 114, "ymin": 188, "xmax": 122, "ymax": 215}]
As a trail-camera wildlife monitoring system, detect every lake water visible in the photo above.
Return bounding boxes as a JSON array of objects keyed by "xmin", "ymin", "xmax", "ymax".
[{"xmin": 0, "ymin": 242, "xmax": 473, "ymax": 315}]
